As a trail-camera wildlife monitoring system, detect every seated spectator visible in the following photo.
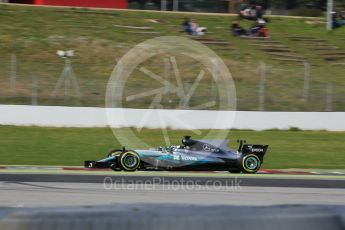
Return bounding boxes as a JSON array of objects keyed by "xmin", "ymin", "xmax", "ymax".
[
  {"xmin": 250, "ymin": 20, "xmax": 260, "ymax": 36},
  {"xmin": 190, "ymin": 19, "xmax": 198, "ymax": 34},
  {"xmin": 256, "ymin": 19, "xmax": 269, "ymax": 38},
  {"xmin": 239, "ymin": 6, "xmax": 256, "ymax": 21},
  {"xmin": 332, "ymin": 12, "xmax": 345, "ymax": 29},
  {"xmin": 237, "ymin": 0, "xmax": 248, "ymax": 13},
  {"xmin": 239, "ymin": 4, "xmax": 267, "ymax": 22},
  {"xmin": 190, "ymin": 19, "xmax": 207, "ymax": 36},
  {"xmin": 231, "ymin": 21, "xmax": 248, "ymax": 36},
  {"xmin": 182, "ymin": 18, "xmax": 192, "ymax": 34},
  {"xmin": 255, "ymin": 5, "xmax": 264, "ymax": 19}
]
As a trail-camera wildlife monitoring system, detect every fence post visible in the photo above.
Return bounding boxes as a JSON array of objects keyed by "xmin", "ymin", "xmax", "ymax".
[
  {"xmin": 164, "ymin": 58, "xmax": 171, "ymax": 105},
  {"xmin": 164, "ymin": 58, "xmax": 171, "ymax": 94},
  {"xmin": 228, "ymin": 0, "xmax": 236, "ymax": 13},
  {"xmin": 325, "ymin": 83, "xmax": 333, "ymax": 112},
  {"xmin": 258, "ymin": 62, "xmax": 266, "ymax": 111},
  {"xmin": 211, "ymin": 58, "xmax": 219, "ymax": 103},
  {"xmin": 10, "ymin": 54, "xmax": 16, "ymax": 91},
  {"xmin": 173, "ymin": 0, "xmax": 179, "ymax": 11},
  {"xmin": 303, "ymin": 62, "xmax": 310, "ymax": 101},
  {"xmin": 161, "ymin": 0, "xmax": 167, "ymax": 11},
  {"xmin": 31, "ymin": 76, "xmax": 38, "ymax": 105},
  {"xmin": 211, "ymin": 78, "xmax": 217, "ymax": 103},
  {"xmin": 327, "ymin": 0, "xmax": 334, "ymax": 31},
  {"xmin": 183, "ymin": 82, "xmax": 191, "ymax": 108}
]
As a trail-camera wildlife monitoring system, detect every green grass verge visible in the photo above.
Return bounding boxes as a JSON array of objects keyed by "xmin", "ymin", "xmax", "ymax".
[{"xmin": 1, "ymin": 125, "xmax": 344, "ymax": 169}]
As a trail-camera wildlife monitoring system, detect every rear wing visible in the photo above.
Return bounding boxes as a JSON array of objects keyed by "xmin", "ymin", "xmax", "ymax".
[{"xmin": 241, "ymin": 144, "xmax": 269, "ymax": 161}]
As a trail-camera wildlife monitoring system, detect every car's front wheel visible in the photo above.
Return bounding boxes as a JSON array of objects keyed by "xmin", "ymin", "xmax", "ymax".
[
  {"xmin": 119, "ymin": 151, "xmax": 140, "ymax": 172},
  {"xmin": 241, "ymin": 154, "xmax": 261, "ymax": 174}
]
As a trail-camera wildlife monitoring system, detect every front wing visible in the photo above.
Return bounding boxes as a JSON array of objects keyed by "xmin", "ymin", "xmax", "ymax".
[{"xmin": 84, "ymin": 161, "xmax": 111, "ymax": 169}]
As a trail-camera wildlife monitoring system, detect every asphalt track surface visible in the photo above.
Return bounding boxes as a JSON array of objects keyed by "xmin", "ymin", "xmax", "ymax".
[
  {"xmin": 1, "ymin": 173, "xmax": 345, "ymax": 188},
  {"xmin": 1, "ymin": 172, "xmax": 345, "ymax": 207}
]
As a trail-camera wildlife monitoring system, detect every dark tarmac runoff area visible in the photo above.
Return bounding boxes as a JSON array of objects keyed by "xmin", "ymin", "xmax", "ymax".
[
  {"xmin": 1, "ymin": 172, "xmax": 345, "ymax": 230},
  {"xmin": 0, "ymin": 172, "xmax": 345, "ymax": 207}
]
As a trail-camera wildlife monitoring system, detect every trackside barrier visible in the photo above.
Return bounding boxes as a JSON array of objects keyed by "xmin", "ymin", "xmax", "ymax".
[
  {"xmin": 1, "ymin": 105, "xmax": 345, "ymax": 131},
  {"xmin": 1, "ymin": 204, "xmax": 345, "ymax": 230}
]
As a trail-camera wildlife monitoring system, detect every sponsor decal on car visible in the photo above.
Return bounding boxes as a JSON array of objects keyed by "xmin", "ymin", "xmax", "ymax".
[
  {"xmin": 173, "ymin": 155, "xmax": 197, "ymax": 161},
  {"xmin": 203, "ymin": 144, "xmax": 220, "ymax": 153},
  {"xmin": 247, "ymin": 145, "xmax": 264, "ymax": 153}
]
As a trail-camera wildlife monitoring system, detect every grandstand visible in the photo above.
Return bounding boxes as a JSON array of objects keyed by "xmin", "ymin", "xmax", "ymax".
[{"xmin": 0, "ymin": 4, "xmax": 344, "ymax": 111}]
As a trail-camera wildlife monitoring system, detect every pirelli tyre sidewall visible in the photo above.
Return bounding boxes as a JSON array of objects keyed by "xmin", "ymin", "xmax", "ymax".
[
  {"xmin": 120, "ymin": 151, "xmax": 141, "ymax": 172},
  {"xmin": 242, "ymin": 154, "xmax": 261, "ymax": 174}
]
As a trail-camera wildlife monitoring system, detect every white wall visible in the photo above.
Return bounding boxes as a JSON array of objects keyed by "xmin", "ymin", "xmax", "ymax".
[{"xmin": 1, "ymin": 104, "xmax": 344, "ymax": 131}]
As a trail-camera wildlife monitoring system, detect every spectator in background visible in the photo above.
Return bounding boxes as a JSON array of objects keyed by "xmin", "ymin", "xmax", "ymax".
[
  {"xmin": 239, "ymin": 6, "xmax": 255, "ymax": 20},
  {"xmin": 231, "ymin": 19, "xmax": 268, "ymax": 38},
  {"xmin": 182, "ymin": 18, "xmax": 192, "ymax": 34},
  {"xmin": 190, "ymin": 19, "xmax": 207, "ymax": 36},
  {"xmin": 256, "ymin": 5, "xmax": 270, "ymax": 23},
  {"xmin": 237, "ymin": 0, "xmax": 248, "ymax": 13},
  {"xmin": 332, "ymin": 12, "xmax": 345, "ymax": 29},
  {"xmin": 250, "ymin": 20, "xmax": 260, "ymax": 36},
  {"xmin": 231, "ymin": 21, "xmax": 248, "ymax": 36},
  {"xmin": 190, "ymin": 19, "xmax": 199, "ymax": 35},
  {"xmin": 256, "ymin": 19, "xmax": 269, "ymax": 38},
  {"xmin": 239, "ymin": 4, "xmax": 266, "ymax": 22},
  {"xmin": 255, "ymin": 5, "xmax": 264, "ymax": 19}
]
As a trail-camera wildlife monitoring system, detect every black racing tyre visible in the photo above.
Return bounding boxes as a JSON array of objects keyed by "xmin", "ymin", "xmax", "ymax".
[
  {"xmin": 110, "ymin": 163, "xmax": 122, "ymax": 172},
  {"xmin": 229, "ymin": 169, "xmax": 242, "ymax": 174},
  {"xmin": 241, "ymin": 154, "xmax": 261, "ymax": 174},
  {"xmin": 119, "ymin": 151, "xmax": 140, "ymax": 172}
]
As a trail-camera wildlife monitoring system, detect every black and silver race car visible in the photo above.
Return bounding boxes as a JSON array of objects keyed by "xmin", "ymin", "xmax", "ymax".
[{"xmin": 85, "ymin": 136, "xmax": 268, "ymax": 173}]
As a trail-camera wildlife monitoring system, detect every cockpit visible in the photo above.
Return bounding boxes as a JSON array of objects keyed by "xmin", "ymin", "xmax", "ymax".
[
  {"xmin": 157, "ymin": 136, "xmax": 228, "ymax": 154},
  {"xmin": 182, "ymin": 136, "xmax": 226, "ymax": 153}
]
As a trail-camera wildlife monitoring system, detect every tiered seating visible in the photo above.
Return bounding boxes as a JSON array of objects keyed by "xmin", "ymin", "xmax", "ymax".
[
  {"xmin": 288, "ymin": 36, "xmax": 345, "ymax": 63},
  {"xmin": 244, "ymin": 37, "xmax": 306, "ymax": 63},
  {"xmin": 113, "ymin": 24, "xmax": 162, "ymax": 35}
]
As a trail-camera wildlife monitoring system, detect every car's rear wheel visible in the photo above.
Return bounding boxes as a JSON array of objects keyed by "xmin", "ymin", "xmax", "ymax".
[
  {"xmin": 241, "ymin": 154, "xmax": 261, "ymax": 174},
  {"xmin": 119, "ymin": 151, "xmax": 140, "ymax": 172}
]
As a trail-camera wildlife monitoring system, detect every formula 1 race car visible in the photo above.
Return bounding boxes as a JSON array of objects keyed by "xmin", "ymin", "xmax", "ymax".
[{"xmin": 85, "ymin": 136, "xmax": 269, "ymax": 173}]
